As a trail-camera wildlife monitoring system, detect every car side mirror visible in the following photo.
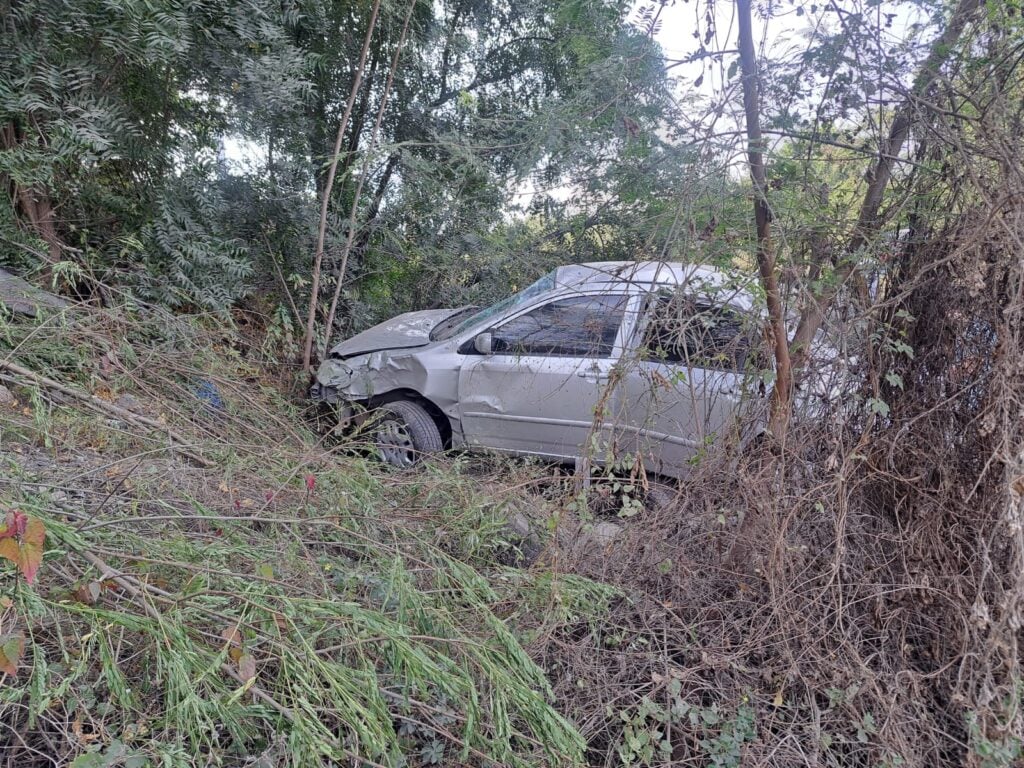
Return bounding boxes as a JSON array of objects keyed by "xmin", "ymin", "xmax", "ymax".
[{"xmin": 473, "ymin": 332, "xmax": 493, "ymax": 355}]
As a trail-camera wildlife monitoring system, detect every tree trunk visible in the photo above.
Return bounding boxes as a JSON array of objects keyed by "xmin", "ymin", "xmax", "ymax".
[
  {"xmin": 339, "ymin": 46, "xmax": 381, "ymax": 183},
  {"xmin": 320, "ymin": 0, "xmax": 416, "ymax": 358},
  {"xmin": 301, "ymin": 0, "xmax": 383, "ymax": 373},
  {"xmin": 351, "ymin": 152, "xmax": 399, "ymax": 257},
  {"xmin": 735, "ymin": 0, "xmax": 792, "ymax": 440},
  {"xmin": 1, "ymin": 121, "xmax": 62, "ymax": 266}
]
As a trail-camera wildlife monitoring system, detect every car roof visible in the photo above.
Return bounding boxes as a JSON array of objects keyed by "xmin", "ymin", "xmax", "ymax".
[{"xmin": 553, "ymin": 261, "xmax": 756, "ymax": 310}]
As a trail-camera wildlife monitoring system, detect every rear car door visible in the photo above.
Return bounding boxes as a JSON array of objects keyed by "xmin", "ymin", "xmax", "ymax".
[
  {"xmin": 619, "ymin": 292, "xmax": 751, "ymax": 476},
  {"xmin": 456, "ymin": 292, "xmax": 631, "ymax": 459}
]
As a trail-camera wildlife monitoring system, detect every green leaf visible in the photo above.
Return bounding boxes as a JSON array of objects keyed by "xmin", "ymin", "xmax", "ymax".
[
  {"xmin": 885, "ymin": 372, "xmax": 904, "ymax": 390},
  {"xmin": 867, "ymin": 398, "xmax": 890, "ymax": 418},
  {"xmin": 70, "ymin": 754, "xmax": 106, "ymax": 768},
  {"xmin": 0, "ymin": 633, "xmax": 25, "ymax": 676}
]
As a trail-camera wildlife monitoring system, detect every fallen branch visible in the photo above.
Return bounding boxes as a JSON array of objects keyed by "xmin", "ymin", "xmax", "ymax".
[
  {"xmin": 78, "ymin": 550, "xmax": 297, "ymax": 718},
  {"xmin": 75, "ymin": 549, "xmax": 394, "ymax": 767},
  {"xmin": 0, "ymin": 359, "xmax": 215, "ymax": 468}
]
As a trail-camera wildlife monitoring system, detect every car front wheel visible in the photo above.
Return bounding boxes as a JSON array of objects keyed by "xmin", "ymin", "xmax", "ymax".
[{"xmin": 370, "ymin": 400, "xmax": 444, "ymax": 468}]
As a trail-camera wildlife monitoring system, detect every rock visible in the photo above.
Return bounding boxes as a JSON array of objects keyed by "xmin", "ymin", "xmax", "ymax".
[
  {"xmin": 588, "ymin": 521, "xmax": 623, "ymax": 546},
  {"xmin": 505, "ymin": 511, "xmax": 544, "ymax": 566},
  {"xmin": 508, "ymin": 511, "xmax": 533, "ymax": 538},
  {"xmin": 0, "ymin": 384, "xmax": 15, "ymax": 407},
  {"xmin": 0, "ymin": 267, "xmax": 69, "ymax": 317}
]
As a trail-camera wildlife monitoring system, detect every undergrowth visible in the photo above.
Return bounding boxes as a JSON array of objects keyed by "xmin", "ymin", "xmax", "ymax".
[{"xmin": 0, "ymin": 301, "xmax": 614, "ymax": 767}]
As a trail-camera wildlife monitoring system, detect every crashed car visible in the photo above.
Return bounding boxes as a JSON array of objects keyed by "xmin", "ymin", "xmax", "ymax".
[{"xmin": 311, "ymin": 261, "xmax": 764, "ymax": 478}]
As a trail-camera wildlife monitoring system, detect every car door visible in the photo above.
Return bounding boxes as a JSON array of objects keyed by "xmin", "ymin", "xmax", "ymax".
[
  {"xmin": 619, "ymin": 292, "xmax": 751, "ymax": 477},
  {"xmin": 457, "ymin": 292, "xmax": 632, "ymax": 459}
]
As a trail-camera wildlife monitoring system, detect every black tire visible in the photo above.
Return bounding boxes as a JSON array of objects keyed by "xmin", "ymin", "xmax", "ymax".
[
  {"xmin": 370, "ymin": 399, "xmax": 444, "ymax": 468},
  {"xmin": 646, "ymin": 483, "xmax": 677, "ymax": 513}
]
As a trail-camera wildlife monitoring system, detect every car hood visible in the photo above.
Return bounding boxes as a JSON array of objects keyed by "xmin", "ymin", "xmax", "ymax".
[{"xmin": 328, "ymin": 308, "xmax": 464, "ymax": 359}]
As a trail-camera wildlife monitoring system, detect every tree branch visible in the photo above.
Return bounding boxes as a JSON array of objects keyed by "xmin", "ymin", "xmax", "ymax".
[
  {"xmin": 736, "ymin": 0, "xmax": 793, "ymax": 439},
  {"xmin": 787, "ymin": 0, "xmax": 984, "ymax": 372}
]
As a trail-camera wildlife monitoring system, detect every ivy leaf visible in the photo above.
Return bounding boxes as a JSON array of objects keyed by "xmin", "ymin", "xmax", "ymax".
[{"xmin": 0, "ymin": 633, "xmax": 25, "ymax": 676}]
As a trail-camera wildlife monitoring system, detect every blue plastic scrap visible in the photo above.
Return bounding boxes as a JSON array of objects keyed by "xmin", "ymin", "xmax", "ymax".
[{"xmin": 194, "ymin": 379, "xmax": 225, "ymax": 411}]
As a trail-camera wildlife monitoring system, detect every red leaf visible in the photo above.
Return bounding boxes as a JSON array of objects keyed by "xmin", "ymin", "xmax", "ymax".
[
  {"xmin": 304, "ymin": 474, "xmax": 316, "ymax": 492},
  {"xmin": 0, "ymin": 510, "xmax": 27, "ymax": 540},
  {"xmin": 0, "ymin": 516, "xmax": 45, "ymax": 584}
]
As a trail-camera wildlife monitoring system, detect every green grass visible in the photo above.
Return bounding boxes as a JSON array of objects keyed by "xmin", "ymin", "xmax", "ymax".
[{"xmin": 0, "ymin": 302, "xmax": 616, "ymax": 767}]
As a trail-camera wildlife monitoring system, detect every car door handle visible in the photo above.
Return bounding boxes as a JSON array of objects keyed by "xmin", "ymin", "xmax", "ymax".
[{"xmin": 576, "ymin": 365, "xmax": 608, "ymax": 381}]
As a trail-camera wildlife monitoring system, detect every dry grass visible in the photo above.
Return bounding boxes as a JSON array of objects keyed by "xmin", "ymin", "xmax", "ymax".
[
  {"xmin": 529, "ymin": 201, "xmax": 1024, "ymax": 767},
  {"xmin": 0, "ymin": 302, "xmax": 617, "ymax": 768}
]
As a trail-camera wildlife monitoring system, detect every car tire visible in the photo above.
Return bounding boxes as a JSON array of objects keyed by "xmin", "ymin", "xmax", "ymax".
[{"xmin": 370, "ymin": 400, "xmax": 444, "ymax": 468}]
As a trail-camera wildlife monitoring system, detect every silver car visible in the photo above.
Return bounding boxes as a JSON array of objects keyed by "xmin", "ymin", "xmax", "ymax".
[{"xmin": 311, "ymin": 261, "xmax": 763, "ymax": 478}]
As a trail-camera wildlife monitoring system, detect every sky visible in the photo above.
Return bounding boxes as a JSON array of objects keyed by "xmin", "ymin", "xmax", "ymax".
[{"xmin": 652, "ymin": 0, "xmax": 929, "ymax": 93}]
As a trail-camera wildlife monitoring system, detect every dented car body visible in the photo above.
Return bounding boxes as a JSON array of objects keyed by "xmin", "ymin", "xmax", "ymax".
[{"xmin": 312, "ymin": 261, "xmax": 763, "ymax": 478}]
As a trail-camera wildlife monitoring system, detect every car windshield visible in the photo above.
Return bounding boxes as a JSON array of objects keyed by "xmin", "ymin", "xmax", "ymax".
[{"xmin": 429, "ymin": 270, "xmax": 557, "ymax": 341}]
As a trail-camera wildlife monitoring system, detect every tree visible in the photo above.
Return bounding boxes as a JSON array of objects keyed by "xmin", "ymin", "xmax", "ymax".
[{"xmin": 732, "ymin": 0, "xmax": 985, "ymax": 438}]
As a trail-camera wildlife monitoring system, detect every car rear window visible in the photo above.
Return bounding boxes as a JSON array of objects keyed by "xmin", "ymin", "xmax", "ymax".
[
  {"xmin": 491, "ymin": 294, "xmax": 628, "ymax": 358},
  {"xmin": 641, "ymin": 294, "xmax": 749, "ymax": 371}
]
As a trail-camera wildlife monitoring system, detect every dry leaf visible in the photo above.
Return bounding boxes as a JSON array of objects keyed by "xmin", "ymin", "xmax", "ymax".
[
  {"xmin": 237, "ymin": 653, "xmax": 256, "ymax": 682},
  {"xmin": 221, "ymin": 625, "xmax": 242, "ymax": 647},
  {"xmin": 74, "ymin": 581, "xmax": 101, "ymax": 605}
]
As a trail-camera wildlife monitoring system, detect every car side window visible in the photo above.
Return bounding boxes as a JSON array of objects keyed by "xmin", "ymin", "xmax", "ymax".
[
  {"xmin": 641, "ymin": 294, "xmax": 749, "ymax": 371},
  {"xmin": 490, "ymin": 294, "xmax": 628, "ymax": 358}
]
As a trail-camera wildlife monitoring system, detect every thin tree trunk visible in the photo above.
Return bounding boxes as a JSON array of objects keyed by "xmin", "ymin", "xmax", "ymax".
[
  {"xmin": 735, "ymin": 0, "xmax": 792, "ymax": 440},
  {"xmin": 787, "ymin": 0, "xmax": 983, "ymax": 372},
  {"xmin": 320, "ymin": 0, "xmax": 416, "ymax": 357},
  {"xmin": 339, "ymin": 46, "xmax": 381, "ymax": 182},
  {"xmin": 1, "ymin": 121, "xmax": 62, "ymax": 266},
  {"xmin": 352, "ymin": 152, "xmax": 399, "ymax": 256},
  {"xmin": 301, "ymin": 0, "xmax": 383, "ymax": 373}
]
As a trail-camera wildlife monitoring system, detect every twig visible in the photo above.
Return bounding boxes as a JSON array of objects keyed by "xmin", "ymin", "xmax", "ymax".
[{"xmin": 0, "ymin": 359, "xmax": 215, "ymax": 468}]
